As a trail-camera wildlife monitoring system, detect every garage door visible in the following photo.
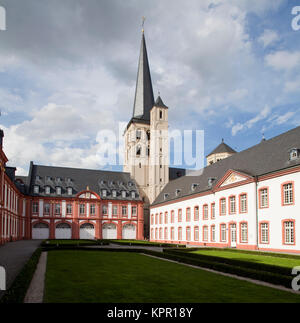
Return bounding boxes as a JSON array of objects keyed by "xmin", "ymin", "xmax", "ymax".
[
  {"xmin": 102, "ymin": 223, "xmax": 117, "ymax": 240},
  {"xmin": 32, "ymin": 223, "xmax": 49, "ymax": 240},
  {"xmin": 122, "ymin": 224, "xmax": 136, "ymax": 240},
  {"xmin": 80, "ymin": 223, "xmax": 95, "ymax": 240},
  {"xmin": 55, "ymin": 223, "xmax": 72, "ymax": 239}
]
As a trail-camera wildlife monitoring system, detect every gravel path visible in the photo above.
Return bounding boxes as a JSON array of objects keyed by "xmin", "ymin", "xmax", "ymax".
[{"xmin": 24, "ymin": 252, "xmax": 47, "ymax": 303}]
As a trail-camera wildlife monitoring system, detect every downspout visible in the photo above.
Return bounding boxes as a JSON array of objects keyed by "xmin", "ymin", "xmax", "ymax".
[{"xmin": 254, "ymin": 176, "xmax": 259, "ymax": 250}]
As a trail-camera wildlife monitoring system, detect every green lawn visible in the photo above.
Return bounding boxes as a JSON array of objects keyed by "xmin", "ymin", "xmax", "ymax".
[
  {"xmin": 44, "ymin": 250, "xmax": 300, "ymax": 303},
  {"xmin": 191, "ymin": 249, "xmax": 300, "ymax": 269}
]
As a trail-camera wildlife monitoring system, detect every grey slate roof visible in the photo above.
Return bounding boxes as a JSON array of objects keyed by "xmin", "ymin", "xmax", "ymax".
[
  {"xmin": 28, "ymin": 163, "xmax": 141, "ymax": 201},
  {"xmin": 152, "ymin": 126, "xmax": 300, "ymax": 206},
  {"xmin": 131, "ymin": 32, "xmax": 154, "ymax": 123},
  {"xmin": 207, "ymin": 140, "xmax": 237, "ymax": 157},
  {"xmin": 154, "ymin": 96, "xmax": 168, "ymax": 109}
]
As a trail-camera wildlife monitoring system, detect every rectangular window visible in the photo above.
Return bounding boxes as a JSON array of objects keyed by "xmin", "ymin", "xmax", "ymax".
[
  {"xmin": 67, "ymin": 187, "xmax": 72, "ymax": 195},
  {"xmin": 164, "ymin": 227, "xmax": 168, "ymax": 240},
  {"xmin": 211, "ymin": 225, "xmax": 215, "ymax": 242},
  {"xmin": 229, "ymin": 196, "xmax": 236, "ymax": 214},
  {"xmin": 122, "ymin": 206, "xmax": 127, "ymax": 217},
  {"xmin": 32, "ymin": 202, "xmax": 39, "ymax": 214},
  {"xmin": 44, "ymin": 203, "xmax": 50, "ymax": 215},
  {"xmin": 194, "ymin": 206, "xmax": 199, "ymax": 221},
  {"xmin": 211, "ymin": 203, "xmax": 215, "ymax": 219},
  {"xmin": 186, "ymin": 227, "xmax": 191, "ymax": 241},
  {"xmin": 178, "ymin": 209, "xmax": 182, "ymax": 222},
  {"xmin": 45, "ymin": 186, "xmax": 50, "ymax": 195},
  {"xmin": 283, "ymin": 183, "xmax": 294, "ymax": 205},
  {"xmin": 203, "ymin": 205, "xmax": 208, "ymax": 220},
  {"xmin": 178, "ymin": 227, "xmax": 182, "ymax": 240},
  {"xmin": 164, "ymin": 212, "xmax": 168, "ymax": 224},
  {"xmin": 113, "ymin": 205, "xmax": 118, "ymax": 216},
  {"xmin": 132, "ymin": 206, "xmax": 137, "ymax": 217},
  {"xmin": 102, "ymin": 205, "xmax": 108, "ymax": 215},
  {"xmin": 194, "ymin": 227, "xmax": 199, "ymax": 241},
  {"xmin": 159, "ymin": 213, "xmax": 163, "ymax": 224},
  {"xmin": 260, "ymin": 223, "xmax": 269, "ymax": 244},
  {"xmin": 66, "ymin": 204, "xmax": 72, "ymax": 215},
  {"xmin": 55, "ymin": 203, "xmax": 61, "ymax": 215},
  {"xmin": 284, "ymin": 221, "xmax": 295, "ymax": 245},
  {"xmin": 90, "ymin": 204, "xmax": 96, "ymax": 216},
  {"xmin": 79, "ymin": 204, "xmax": 85, "ymax": 215},
  {"xmin": 259, "ymin": 188, "xmax": 268, "ymax": 208},
  {"xmin": 56, "ymin": 187, "xmax": 62, "ymax": 195},
  {"xmin": 171, "ymin": 210, "xmax": 175, "ymax": 223},
  {"xmin": 33, "ymin": 186, "xmax": 39, "ymax": 194},
  {"xmin": 171, "ymin": 227, "xmax": 175, "ymax": 240},
  {"xmin": 240, "ymin": 194, "xmax": 247, "ymax": 213},
  {"xmin": 203, "ymin": 226, "xmax": 208, "ymax": 241},
  {"xmin": 186, "ymin": 208, "xmax": 191, "ymax": 222},
  {"xmin": 220, "ymin": 198, "xmax": 226, "ymax": 215},
  {"xmin": 221, "ymin": 224, "xmax": 226, "ymax": 242},
  {"xmin": 240, "ymin": 223, "xmax": 248, "ymax": 243}
]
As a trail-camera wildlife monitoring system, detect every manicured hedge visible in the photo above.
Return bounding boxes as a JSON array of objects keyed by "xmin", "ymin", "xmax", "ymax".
[
  {"xmin": 110, "ymin": 240, "xmax": 186, "ymax": 248},
  {"xmin": 142, "ymin": 250, "xmax": 293, "ymax": 289},
  {"xmin": 162, "ymin": 249, "xmax": 292, "ymax": 277},
  {"xmin": 0, "ymin": 248, "xmax": 42, "ymax": 304},
  {"xmin": 41, "ymin": 240, "xmax": 109, "ymax": 248},
  {"xmin": 181, "ymin": 247, "xmax": 300, "ymax": 260}
]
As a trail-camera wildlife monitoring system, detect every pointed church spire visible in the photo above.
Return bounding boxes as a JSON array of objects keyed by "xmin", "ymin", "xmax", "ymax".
[{"xmin": 132, "ymin": 28, "xmax": 154, "ymax": 122}]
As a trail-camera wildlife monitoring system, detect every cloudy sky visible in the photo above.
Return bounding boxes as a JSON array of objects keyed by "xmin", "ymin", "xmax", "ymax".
[{"xmin": 1, "ymin": 0, "xmax": 300, "ymax": 175}]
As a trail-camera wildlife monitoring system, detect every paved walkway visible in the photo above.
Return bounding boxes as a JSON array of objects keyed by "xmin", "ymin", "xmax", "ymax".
[{"xmin": 0, "ymin": 240, "xmax": 42, "ymax": 300}]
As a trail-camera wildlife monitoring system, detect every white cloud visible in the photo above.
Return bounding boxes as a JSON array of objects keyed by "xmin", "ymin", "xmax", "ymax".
[
  {"xmin": 258, "ymin": 29, "xmax": 280, "ymax": 48},
  {"xmin": 265, "ymin": 51, "xmax": 300, "ymax": 71},
  {"xmin": 230, "ymin": 105, "xmax": 271, "ymax": 135}
]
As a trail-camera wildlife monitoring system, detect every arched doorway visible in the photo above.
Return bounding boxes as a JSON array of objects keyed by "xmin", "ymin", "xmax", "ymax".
[
  {"xmin": 80, "ymin": 223, "xmax": 95, "ymax": 240},
  {"xmin": 32, "ymin": 222, "xmax": 49, "ymax": 240},
  {"xmin": 55, "ymin": 223, "xmax": 72, "ymax": 239},
  {"xmin": 102, "ymin": 223, "xmax": 117, "ymax": 239},
  {"xmin": 122, "ymin": 224, "xmax": 136, "ymax": 240}
]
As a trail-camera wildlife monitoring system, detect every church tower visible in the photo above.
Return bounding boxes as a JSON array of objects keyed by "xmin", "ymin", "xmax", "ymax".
[{"xmin": 123, "ymin": 28, "xmax": 169, "ymax": 236}]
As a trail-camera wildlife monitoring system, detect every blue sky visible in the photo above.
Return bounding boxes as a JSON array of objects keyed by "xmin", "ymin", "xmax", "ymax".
[{"xmin": 0, "ymin": 0, "xmax": 300, "ymax": 174}]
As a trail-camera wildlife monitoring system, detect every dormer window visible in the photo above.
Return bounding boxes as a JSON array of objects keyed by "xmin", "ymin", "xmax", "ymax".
[
  {"xmin": 112, "ymin": 190, "xmax": 117, "ymax": 198},
  {"xmin": 128, "ymin": 182, "xmax": 133, "ymax": 187},
  {"xmin": 56, "ymin": 187, "xmax": 62, "ymax": 195},
  {"xmin": 67, "ymin": 187, "xmax": 72, "ymax": 196},
  {"xmin": 33, "ymin": 185, "xmax": 39, "ymax": 194},
  {"xmin": 35, "ymin": 175, "xmax": 40, "ymax": 181},
  {"xmin": 191, "ymin": 183, "xmax": 198, "ymax": 191},
  {"xmin": 290, "ymin": 148, "xmax": 300, "ymax": 161},
  {"xmin": 122, "ymin": 191, "xmax": 126, "ymax": 198},
  {"xmin": 46, "ymin": 176, "xmax": 52, "ymax": 181},
  {"xmin": 131, "ymin": 191, "xmax": 136, "ymax": 199},
  {"xmin": 45, "ymin": 186, "xmax": 50, "ymax": 195},
  {"xmin": 102, "ymin": 189, "xmax": 107, "ymax": 197},
  {"xmin": 208, "ymin": 177, "xmax": 216, "ymax": 187},
  {"xmin": 164, "ymin": 193, "xmax": 169, "ymax": 200},
  {"xmin": 175, "ymin": 189, "xmax": 181, "ymax": 196}
]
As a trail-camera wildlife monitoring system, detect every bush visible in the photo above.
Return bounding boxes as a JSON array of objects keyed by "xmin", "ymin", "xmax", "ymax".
[
  {"xmin": 0, "ymin": 248, "xmax": 42, "ymax": 303},
  {"xmin": 142, "ymin": 250, "xmax": 293, "ymax": 289},
  {"xmin": 162, "ymin": 249, "xmax": 292, "ymax": 277}
]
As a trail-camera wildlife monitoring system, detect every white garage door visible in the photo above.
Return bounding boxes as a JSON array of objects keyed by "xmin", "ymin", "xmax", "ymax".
[
  {"xmin": 102, "ymin": 223, "xmax": 117, "ymax": 240},
  {"xmin": 32, "ymin": 223, "xmax": 49, "ymax": 240},
  {"xmin": 122, "ymin": 224, "xmax": 136, "ymax": 240},
  {"xmin": 80, "ymin": 223, "xmax": 95, "ymax": 240},
  {"xmin": 55, "ymin": 223, "xmax": 72, "ymax": 239}
]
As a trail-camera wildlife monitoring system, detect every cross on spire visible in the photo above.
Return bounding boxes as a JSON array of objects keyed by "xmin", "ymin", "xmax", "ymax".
[{"xmin": 142, "ymin": 16, "xmax": 146, "ymax": 32}]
